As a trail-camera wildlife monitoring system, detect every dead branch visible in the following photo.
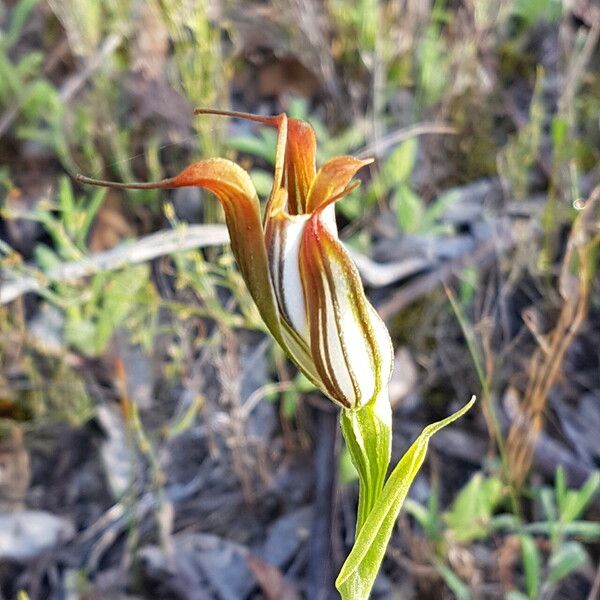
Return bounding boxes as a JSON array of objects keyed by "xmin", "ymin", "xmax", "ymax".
[{"xmin": 0, "ymin": 224, "xmax": 230, "ymax": 304}]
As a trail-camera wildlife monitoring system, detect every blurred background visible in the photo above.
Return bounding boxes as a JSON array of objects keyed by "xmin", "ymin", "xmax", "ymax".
[{"xmin": 0, "ymin": 0, "xmax": 599, "ymax": 598}]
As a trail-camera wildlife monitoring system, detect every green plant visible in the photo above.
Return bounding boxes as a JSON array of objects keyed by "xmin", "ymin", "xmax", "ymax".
[
  {"xmin": 498, "ymin": 66, "xmax": 546, "ymax": 200},
  {"xmin": 512, "ymin": 0, "xmax": 562, "ymax": 27},
  {"xmin": 443, "ymin": 472, "xmax": 504, "ymax": 543},
  {"xmin": 515, "ymin": 469, "xmax": 600, "ymax": 597},
  {"xmin": 406, "ymin": 467, "xmax": 600, "ymax": 598}
]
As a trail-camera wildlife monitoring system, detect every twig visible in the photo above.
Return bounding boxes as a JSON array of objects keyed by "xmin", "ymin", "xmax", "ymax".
[
  {"xmin": 348, "ymin": 250, "xmax": 432, "ymax": 288},
  {"xmin": 1, "ymin": 222, "xmax": 438, "ymax": 303},
  {"xmin": 587, "ymin": 559, "xmax": 600, "ymax": 600},
  {"xmin": 377, "ymin": 238, "xmax": 501, "ymax": 322},
  {"xmin": 0, "ymin": 224, "xmax": 230, "ymax": 304},
  {"xmin": 356, "ymin": 122, "xmax": 457, "ymax": 159},
  {"xmin": 59, "ymin": 33, "xmax": 124, "ymax": 102},
  {"xmin": 506, "ymin": 188, "xmax": 600, "ymax": 487}
]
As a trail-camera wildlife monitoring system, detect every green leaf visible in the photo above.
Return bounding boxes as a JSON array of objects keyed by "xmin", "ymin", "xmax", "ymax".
[
  {"xmin": 58, "ymin": 177, "xmax": 76, "ymax": 233},
  {"xmin": 560, "ymin": 471, "xmax": 600, "ymax": 524},
  {"xmin": 435, "ymin": 561, "xmax": 473, "ymax": 600},
  {"xmin": 227, "ymin": 130, "xmax": 278, "ymax": 164},
  {"xmin": 418, "ymin": 23, "xmax": 448, "ymax": 106},
  {"xmin": 34, "ymin": 243, "xmax": 61, "ymax": 270},
  {"xmin": 421, "ymin": 188, "xmax": 461, "ymax": 229},
  {"xmin": 551, "ymin": 116, "xmax": 568, "ymax": 152},
  {"xmin": 404, "ymin": 488, "xmax": 442, "ymax": 541},
  {"xmin": 513, "ymin": 0, "xmax": 562, "ymax": 25},
  {"xmin": 555, "ymin": 465, "xmax": 567, "ymax": 513},
  {"xmin": 524, "ymin": 520, "xmax": 600, "ymax": 539},
  {"xmin": 383, "ymin": 138, "xmax": 418, "ymax": 186},
  {"xmin": 520, "ymin": 535, "xmax": 541, "ymax": 599},
  {"xmin": 548, "ymin": 541, "xmax": 588, "ymax": 583},
  {"xmin": 4, "ymin": 0, "xmax": 39, "ymax": 50},
  {"xmin": 444, "ymin": 472, "xmax": 503, "ymax": 543},
  {"xmin": 77, "ymin": 187, "xmax": 106, "ymax": 249},
  {"xmin": 249, "ymin": 169, "xmax": 274, "ymax": 199},
  {"xmin": 395, "ymin": 184, "xmax": 424, "ymax": 233},
  {"xmin": 94, "ymin": 264, "xmax": 149, "ymax": 353},
  {"xmin": 336, "ymin": 396, "xmax": 476, "ymax": 600},
  {"xmin": 540, "ymin": 487, "xmax": 557, "ymax": 522}
]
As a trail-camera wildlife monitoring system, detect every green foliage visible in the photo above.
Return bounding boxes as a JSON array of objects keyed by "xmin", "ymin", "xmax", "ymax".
[
  {"xmin": 519, "ymin": 534, "xmax": 541, "ymax": 599},
  {"xmin": 18, "ymin": 355, "xmax": 94, "ymax": 427},
  {"xmin": 0, "ymin": 0, "xmax": 63, "ymax": 146},
  {"xmin": 279, "ymin": 372, "xmax": 317, "ymax": 419},
  {"xmin": 512, "ymin": 0, "xmax": 562, "ymax": 26},
  {"xmin": 418, "ymin": 17, "xmax": 449, "ymax": 108},
  {"xmin": 498, "ymin": 67, "xmax": 546, "ymax": 199},
  {"xmin": 547, "ymin": 541, "xmax": 588, "ymax": 584},
  {"xmin": 1, "ymin": 179, "xmax": 161, "ymax": 356},
  {"xmin": 443, "ymin": 472, "xmax": 504, "ymax": 543},
  {"xmin": 435, "ymin": 560, "xmax": 473, "ymax": 600},
  {"xmin": 357, "ymin": 135, "xmax": 460, "ymax": 231},
  {"xmin": 2, "ymin": 0, "xmax": 39, "ymax": 50},
  {"xmin": 402, "ymin": 467, "xmax": 600, "ymax": 597},
  {"xmin": 405, "ymin": 488, "xmax": 442, "ymax": 543},
  {"xmin": 63, "ymin": 264, "xmax": 152, "ymax": 356},
  {"xmin": 527, "ymin": 468, "xmax": 600, "ymax": 546},
  {"xmin": 161, "ymin": 0, "xmax": 229, "ymax": 158}
]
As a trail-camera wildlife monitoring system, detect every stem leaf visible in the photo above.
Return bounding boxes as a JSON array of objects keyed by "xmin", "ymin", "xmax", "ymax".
[{"xmin": 336, "ymin": 396, "xmax": 476, "ymax": 600}]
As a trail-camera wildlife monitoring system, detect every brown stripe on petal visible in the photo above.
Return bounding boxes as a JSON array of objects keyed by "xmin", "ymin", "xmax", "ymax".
[
  {"xmin": 334, "ymin": 245, "xmax": 384, "ymax": 402},
  {"xmin": 337, "ymin": 244, "xmax": 389, "ymax": 403},
  {"xmin": 299, "ymin": 217, "xmax": 354, "ymax": 408},
  {"xmin": 318, "ymin": 241, "xmax": 362, "ymax": 403},
  {"xmin": 301, "ymin": 219, "xmax": 346, "ymax": 403},
  {"xmin": 300, "ymin": 211, "xmax": 392, "ymax": 409}
]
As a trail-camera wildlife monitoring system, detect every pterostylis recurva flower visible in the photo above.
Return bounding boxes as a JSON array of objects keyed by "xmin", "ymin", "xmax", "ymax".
[
  {"xmin": 77, "ymin": 109, "xmax": 474, "ymax": 600},
  {"xmin": 78, "ymin": 109, "xmax": 393, "ymax": 412}
]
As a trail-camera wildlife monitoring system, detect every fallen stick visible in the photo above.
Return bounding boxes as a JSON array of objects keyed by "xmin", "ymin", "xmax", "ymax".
[{"xmin": 0, "ymin": 224, "xmax": 230, "ymax": 304}]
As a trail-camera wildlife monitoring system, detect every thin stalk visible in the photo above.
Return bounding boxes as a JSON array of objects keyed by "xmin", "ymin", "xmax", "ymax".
[{"xmin": 445, "ymin": 284, "xmax": 521, "ymax": 518}]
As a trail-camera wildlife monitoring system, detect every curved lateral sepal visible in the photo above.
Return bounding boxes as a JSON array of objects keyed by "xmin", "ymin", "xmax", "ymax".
[{"xmin": 76, "ymin": 158, "xmax": 284, "ymax": 346}]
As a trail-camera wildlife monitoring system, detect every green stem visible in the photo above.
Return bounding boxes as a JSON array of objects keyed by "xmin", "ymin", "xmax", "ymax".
[{"xmin": 340, "ymin": 390, "xmax": 392, "ymax": 534}]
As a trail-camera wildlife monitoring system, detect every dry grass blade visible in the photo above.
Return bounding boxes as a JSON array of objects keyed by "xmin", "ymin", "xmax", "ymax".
[{"xmin": 506, "ymin": 187, "xmax": 600, "ymax": 487}]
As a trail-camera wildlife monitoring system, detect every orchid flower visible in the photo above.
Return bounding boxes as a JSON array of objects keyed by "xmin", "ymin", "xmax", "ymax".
[
  {"xmin": 78, "ymin": 109, "xmax": 393, "ymax": 412},
  {"xmin": 77, "ymin": 109, "xmax": 474, "ymax": 600}
]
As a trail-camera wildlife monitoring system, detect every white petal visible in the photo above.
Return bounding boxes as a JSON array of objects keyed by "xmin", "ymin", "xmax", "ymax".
[
  {"xmin": 267, "ymin": 215, "xmax": 310, "ymax": 337},
  {"xmin": 320, "ymin": 204, "xmax": 338, "ymax": 236}
]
